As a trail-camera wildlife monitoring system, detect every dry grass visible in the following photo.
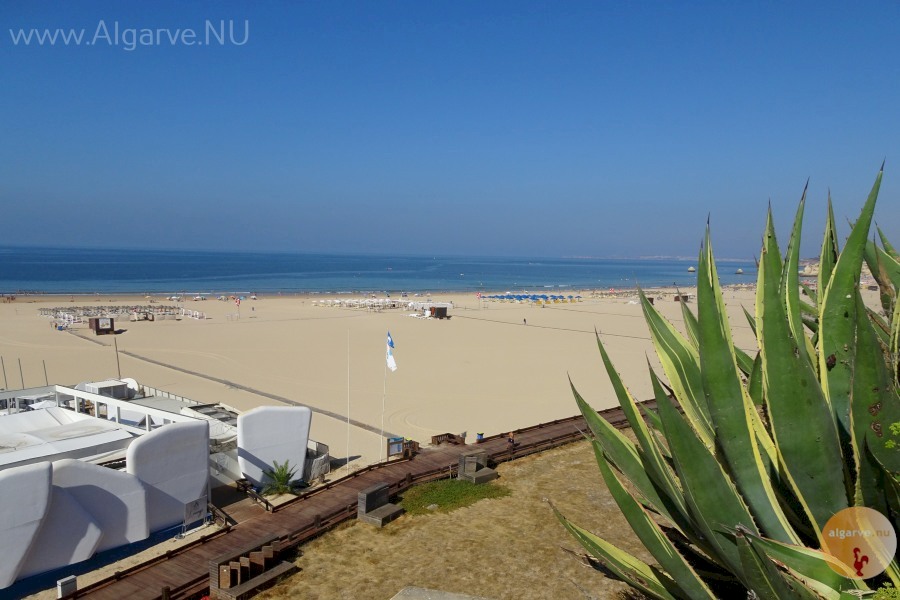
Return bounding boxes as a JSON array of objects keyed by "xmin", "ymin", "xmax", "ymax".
[{"xmin": 257, "ymin": 439, "xmax": 650, "ymax": 600}]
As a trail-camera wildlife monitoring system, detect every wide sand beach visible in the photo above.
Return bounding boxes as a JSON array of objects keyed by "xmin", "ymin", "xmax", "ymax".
[{"xmin": 0, "ymin": 286, "xmax": 759, "ymax": 468}]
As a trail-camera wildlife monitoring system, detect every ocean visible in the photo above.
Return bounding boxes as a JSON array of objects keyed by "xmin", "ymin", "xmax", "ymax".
[{"xmin": 0, "ymin": 246, "xmax": 757, "ymax": 295}]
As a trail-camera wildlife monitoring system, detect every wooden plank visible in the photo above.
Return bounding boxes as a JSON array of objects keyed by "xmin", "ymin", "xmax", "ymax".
[
  {"xmin": 230, "ymin": 561, "xmax": 242, "ymax": 585},
  {"xmin": 239, "ymin": 556, "xmax": 251, "ymax": 582},
  {"xmin": 261, "ymin": 545, "xmax": 275, "ymax": 568},
  {"xmin": 249, "ymin": 551, "xmax": 265, "ymax": 577},
  {"xmin": 219, "ymin": 564, "xmax": 232, "ymax": 589}
]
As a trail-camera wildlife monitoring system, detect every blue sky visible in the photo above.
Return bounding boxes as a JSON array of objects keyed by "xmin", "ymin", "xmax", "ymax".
[{"xmin": 2, "ymin": 2, "xmax": 899, "ymax": 258}]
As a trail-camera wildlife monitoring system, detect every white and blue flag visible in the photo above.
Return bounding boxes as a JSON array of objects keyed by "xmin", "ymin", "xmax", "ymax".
[{"xmin": 386, "ymin": 332, "xmax": 397, "ymax": 372}]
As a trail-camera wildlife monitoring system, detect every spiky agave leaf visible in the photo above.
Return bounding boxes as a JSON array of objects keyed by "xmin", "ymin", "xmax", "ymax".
[
  {"xmin": 782, "ymin": 182, "xmax": 818, "ymax": 365},
  {"xmin": 850, "ymin": 292, "xmax": 900, "ymax": 505},
  {"xmin": 681, "ymin": 298, "xmax": 754, "ymax": 375},
  {"xmin": 593, "ymin": 333, "xmax": 691, "ymax": 532},
  {"xmin": 550, "ymin": 503, "xmax": 680, "ymax": 600},
  {"xmin": 818, "ymin": 193, "xmax": 840, "ymax": 297},
  {"xmin": 757, "ymin": 208, "xmax": 849, "ymax": 539},
  {"xmin": 878, "ymin": 225, "xmax": 899, "ymax": 260},
  {"xmin": 892, "ymin": 298, "xmax": 900, "ymax": 386},
  {"xmin": 571, "ymin": 378, "xmax": 682, "ymax": 528},
  {"xmin": 593, "ymin": 441, "xmax": 718, "ymax": 600},
  {"xmin": 735, "ymin": 526, "xmax": 824, "ymax": 600},
  {"xmin": 741, "ymin": 531, "xmax": 866, "ymax": 595},
  {"xmin": 864, "ymin": 237, "xmax": 899, "ymax": 329},
  {"xmin": 697, "ymin": 223, "xmax": 800, "ymax": 545},
  {"xmin": 639, "ymin": 290, "xmax": 715, "ymax": 447},
  {"xmin": 818, "ymin": 169, "xmax": 883, "ymax": 449},
  {"xmin": 800, "ymin": 282, "xmax": 818, "ymax": 307},
  {"xmin": 681, "ymin": 295, "xmax": 701, "ymax": 350},
  {"xmin": 656, "ymin": 392, "xmax": 759, "ymax": 578},
  {"xmin": 560, "ymin": 173, "xmax": 897, "ymax": 600}
]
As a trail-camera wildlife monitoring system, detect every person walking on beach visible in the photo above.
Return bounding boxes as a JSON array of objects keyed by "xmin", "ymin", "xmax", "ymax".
[{"xmin": 523, "ymin": 318, "xmax": 527, "ymax": 326}]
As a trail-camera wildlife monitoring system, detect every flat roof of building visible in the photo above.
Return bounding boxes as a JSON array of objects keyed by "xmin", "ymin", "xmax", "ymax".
[{"xmin": 0, "ymin": 407, "xmax": 134, "ymax": 470}]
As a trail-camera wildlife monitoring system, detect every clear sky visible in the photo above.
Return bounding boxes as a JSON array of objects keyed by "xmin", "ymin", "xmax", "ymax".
[{"xmin": 2, "ymin": 2, "xmax": 899, "ymax": 259}]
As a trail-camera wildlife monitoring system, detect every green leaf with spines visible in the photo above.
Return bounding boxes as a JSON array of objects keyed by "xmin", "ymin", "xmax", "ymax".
[
  {"xmin": 757, "ymin": 207, "xmax": 848, "ymax": 539},
  {"xmin": 594, "ymin": 442, "xmax": 717, "ymax": 600},
  {"xmin": 681, "ymin": 299, "xmax": 700, "ymax": 350},
  {"xmin": 748, "ymin": 352, "xmax": 764, "ymax": 406},
  {"xmin": 818, "ymin": 194, "xmax": 840, "ymax": 299},
  {"xmin": 818, "ymin": 169, "xmax": 882, "ymax": 453},
  {"xmin": 800, "ymin": 282, "xmax": 818, "ymax": 306},
  {"xmin": 744, "ymin": 305, "xmax": 758, "ymax": 339},
  {"xmin": 782, "ymin": 183, "xmax": 818, "ymax": 366},
  {"xmin": 864, "ymin": 238, "xmax": 898, "ymax": 317},
  {"xmin": 593, "ymin": 332, "xmax": 691, "ymax": 531},
  {"xmin": 551, "ymin": 504, "xmax": 680, "ymax": 600},
  {"xmin": 741, "ymin": 531, "xmax": 866, "ymax": 594},
  {"xmin": 851, "ymin": 292, "xmax": 900, "ymax": 482},
  {"xmin": 735, "ymin": 526, "xmax": 821, "ymax": 600},
  {"xmin": 697, "ymin": 224, "xmax": 800, "ymax": 545},
  {"xmin": 892, "ymin": 297, "xmax": 900, "ymax": 388},
  {"xmin": 657, "ymin": 391, "xmax": 759, "ymax": 576},
  {"xmin": 878, "ymin": 224, "xmax": 899, "ymax": 260},
  {"xmin": 639, "ymin": 290, "xmax": 715, "ymax": 447},
  {"xmin": 641, "ymin": 403, "xmax": 665, "ymax": 436},
  {"xmin": 799, "ymin": 300, "xmax": 818, "ymax": 317},
  {"xmin": 866, "ymin": 308, "xmax": 892, "ymax": 346},
  {"xmin": 571, "ymin": 378, "xmax": 680, "ymax": 528},
  {"xmin": 646, "ymin": 365, "xmax": 675, "ymax": 460}
]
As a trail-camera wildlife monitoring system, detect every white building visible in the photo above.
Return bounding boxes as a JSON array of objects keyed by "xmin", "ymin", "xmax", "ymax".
[{"xmin": 0, "ymin": 380, "xmax": 326, "ymax": 590}]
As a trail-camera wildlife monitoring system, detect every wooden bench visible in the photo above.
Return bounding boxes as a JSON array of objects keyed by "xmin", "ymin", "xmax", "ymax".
[
  {"xmin": 457, "ymin": 450, "xmax": 498, "ymax": 484},
  {"xmin": 430, "ymin": 432, "xmax": 466, "ymax": 446},
  {"xmin": 357, "ymin": 482, "xmax": 404, "ymax": 527}
]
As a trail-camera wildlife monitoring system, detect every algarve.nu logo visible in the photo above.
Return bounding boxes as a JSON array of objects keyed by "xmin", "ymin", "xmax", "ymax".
[{"xmin": 821, "ymin": 507, "xmax": 897, "ymax": 579}]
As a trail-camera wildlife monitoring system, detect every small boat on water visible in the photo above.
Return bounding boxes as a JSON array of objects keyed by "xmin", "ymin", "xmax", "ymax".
[
  {"xmin": 735, "ymin": 268, "xmax": 744, "ymax": 275},
  {"xmin": 687, "ymin": 266, "xmax": 696, "ymax": 272}
]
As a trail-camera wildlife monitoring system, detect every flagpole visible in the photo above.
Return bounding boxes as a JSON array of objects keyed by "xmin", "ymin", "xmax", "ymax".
[
  {"xmin": 346, "ymin": 329, "xmax": 351, "ymax": 473},
  {"xmin": 380, "ymin": 356, "xmax": 387, "ymax": 461}
]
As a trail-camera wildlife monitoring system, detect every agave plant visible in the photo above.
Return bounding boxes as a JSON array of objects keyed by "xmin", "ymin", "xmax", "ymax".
[
  {"xmin": 261, "ymin": 459, "xmax": 298, "ymax": 496},
  {"xmin": 555, "ymin": 168, "xmax": 900, "ymax": 599}
]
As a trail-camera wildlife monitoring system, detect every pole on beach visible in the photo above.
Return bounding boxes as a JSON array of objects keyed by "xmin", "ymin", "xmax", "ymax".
[
  {"xmin": 18, "ymin": 358, "xmax": 25, "ymax": 389},
  {"xmin": 43, "ymin": 360, "xmax": 48, "ymax": 386},
  {"xmin": 346, "ymin": 329, "xmax": 351, "ymax": 473},
  {"xmin": 380, "ymin": 356, "xmax": 387, "ymax": 461},
  {"xmin": 114, "ymin": 336, "xmax": 122, "ymax": 379},
  {"xmin": 1, "ymin": 356, "xmax": 7, "ymax": 389}
]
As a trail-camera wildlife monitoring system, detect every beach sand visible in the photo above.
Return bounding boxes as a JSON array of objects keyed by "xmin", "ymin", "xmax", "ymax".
[
  {"xmin": 8, "ymin": 283, "xmax": 882, "ymax": 599},
  {"xmin": 0, "ymin": 286, "xmax": 760, "ymax": 468}
]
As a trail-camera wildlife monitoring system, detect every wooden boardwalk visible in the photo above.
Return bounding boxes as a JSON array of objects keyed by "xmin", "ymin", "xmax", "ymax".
[{"xmin": 67, "ymin": 403, "xmax": 647, "ymax": 600}]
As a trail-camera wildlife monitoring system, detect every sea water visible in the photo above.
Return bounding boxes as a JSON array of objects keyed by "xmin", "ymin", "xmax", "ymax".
[{"xmin": 0, "ymin": 246, "xmax": 756, "ymax": 295}]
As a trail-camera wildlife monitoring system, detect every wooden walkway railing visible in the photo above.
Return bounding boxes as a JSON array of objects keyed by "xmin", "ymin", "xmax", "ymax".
[{"xmin": 59, "ymin": 401, "xmax": 650, "ymax": 600}]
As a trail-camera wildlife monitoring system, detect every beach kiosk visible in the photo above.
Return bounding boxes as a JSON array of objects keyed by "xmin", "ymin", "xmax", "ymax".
[{"xmin": 88, "ymin": 317, "xmax": 115, "ymax": 335}]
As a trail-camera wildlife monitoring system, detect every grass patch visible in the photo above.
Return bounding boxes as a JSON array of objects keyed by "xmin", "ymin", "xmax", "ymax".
[{"xmin": 399, "ymin": 478, "xmax": 510, "ymax": 515}]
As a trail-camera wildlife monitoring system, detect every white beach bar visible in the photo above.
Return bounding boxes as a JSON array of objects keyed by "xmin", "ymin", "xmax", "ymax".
[{"xmin": 0, "ymin": 379, "xmax": 324, "ymax": 590}]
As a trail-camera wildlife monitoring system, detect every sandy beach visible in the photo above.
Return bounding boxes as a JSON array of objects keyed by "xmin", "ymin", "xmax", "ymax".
[{"xmin": 0, "ymin": 286, "xmax": 760, "ymax": 469}]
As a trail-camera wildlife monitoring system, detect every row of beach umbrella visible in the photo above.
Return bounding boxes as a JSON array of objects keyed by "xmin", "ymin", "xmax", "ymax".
[{"xmin": 480, "ymin": 294, "xmax": 582, "ymax": 303}]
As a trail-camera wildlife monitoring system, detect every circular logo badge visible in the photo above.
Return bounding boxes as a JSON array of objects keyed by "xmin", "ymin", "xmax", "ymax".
[{"xmin": 821, "ymin": 507, "xmax": 897, "ymax": 579}]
